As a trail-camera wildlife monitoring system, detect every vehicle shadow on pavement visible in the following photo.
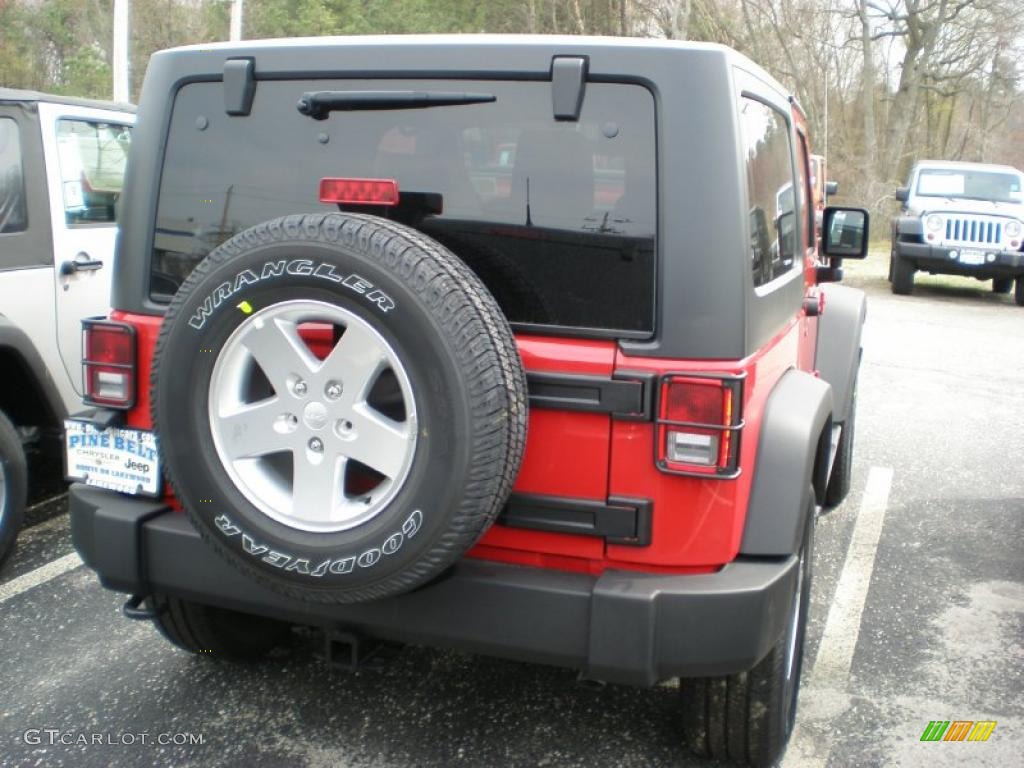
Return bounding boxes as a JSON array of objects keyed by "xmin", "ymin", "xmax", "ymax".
[{"xmin": 150, "ymin": 633, "xmax": 709, "ymax": 768}]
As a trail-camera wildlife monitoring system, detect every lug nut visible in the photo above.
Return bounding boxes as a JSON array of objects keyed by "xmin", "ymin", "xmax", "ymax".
[
  {"xmin": 325, "ymin": 381, "xmax": 343, "ymax": 400},
  {"xmin": 294, "ymin": 380, "xmax": 308, "ymax": 396},
  {"xmin": 308, "ymin": 437, "xmax": 324, "ymax": 453}
]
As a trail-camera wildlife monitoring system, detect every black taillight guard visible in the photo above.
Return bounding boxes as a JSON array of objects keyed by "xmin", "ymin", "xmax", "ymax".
[{"xmin": 654, "ymin": 371, "xmax": 745, "ymax": 478}]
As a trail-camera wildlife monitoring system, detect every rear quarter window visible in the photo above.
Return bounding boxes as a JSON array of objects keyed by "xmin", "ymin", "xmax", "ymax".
[
  {"xmin": 152, "ymin": 79, "xmax": 657, "ymax": 336},
  {"xmin": 0, "ymin": 117, "xmax": 27, "ymax": 235},
  {"xmin": 739, "ymin": 97, "xmax": 798, "ymax": 288}
]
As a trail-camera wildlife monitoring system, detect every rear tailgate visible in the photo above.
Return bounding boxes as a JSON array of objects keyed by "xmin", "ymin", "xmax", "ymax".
[{"xmin": 475, "ymin": 336, "xmax": 616, "ymax": 562}]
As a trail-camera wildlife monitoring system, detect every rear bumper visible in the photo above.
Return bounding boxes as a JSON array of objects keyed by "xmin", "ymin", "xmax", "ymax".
[
  {"xmin": 894, "ymin": 240, "xmax": 1024, "ymax": 277},
  {"xmin": 70, "ymin": 484, "xmax": 797, "ymax": 686}
]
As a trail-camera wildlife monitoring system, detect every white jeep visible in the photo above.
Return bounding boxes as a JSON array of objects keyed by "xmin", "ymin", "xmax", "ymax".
[
  {"xmin": 0, "ymin": 89, "xmax": 134, "ymax": 565},
  {"xmin": 890, "ymin": 160, "xmax": 1024, "ymax": 304}
]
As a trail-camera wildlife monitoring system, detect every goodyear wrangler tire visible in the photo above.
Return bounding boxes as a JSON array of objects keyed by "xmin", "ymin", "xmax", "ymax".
[{"xmin": 153, "ymin": 213, "xmax": 527, "ymax": 603}]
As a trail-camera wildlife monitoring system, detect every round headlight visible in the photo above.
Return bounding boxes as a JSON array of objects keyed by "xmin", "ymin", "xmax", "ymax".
[
  {"xmin": 925, "ymin": 214, "xmax": 944, "ymax": 232},
  {"xmin": 1005, "ymin": 220, "xmax": 1022, "ymax": 238}
]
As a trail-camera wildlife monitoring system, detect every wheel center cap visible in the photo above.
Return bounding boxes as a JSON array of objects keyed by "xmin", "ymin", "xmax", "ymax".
[{"xmin": 303, "ymin": 401, "xmax": 329, "ymax": 431}]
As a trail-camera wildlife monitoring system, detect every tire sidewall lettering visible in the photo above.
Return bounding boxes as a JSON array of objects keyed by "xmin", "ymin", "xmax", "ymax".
[
  {"xmin": 212, "ymin": 510, "xmax": 424, "ymax": 579},
  {"xmin": 185, "ymin": 256, "xmax": 397, "ymax": 331}
]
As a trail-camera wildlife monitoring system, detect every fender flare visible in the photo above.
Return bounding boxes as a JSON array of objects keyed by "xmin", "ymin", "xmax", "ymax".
[
  {"xmin": 892, "ymin": 215, "xmax": 923, "ymax": 241},
  {"xmin": 0, "ymin": 316, "xmax": 67, "ymax": 426},
  {"xmin": 815, "ymin": 284, "xmax": 865, "ymax": 424},
  {"xmin": 740, "ymin": 369, "xmax": 832, "ymax": 557}
]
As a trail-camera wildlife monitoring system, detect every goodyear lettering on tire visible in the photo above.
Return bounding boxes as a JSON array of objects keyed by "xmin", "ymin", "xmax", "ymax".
[{"xmin": 212, "ymin": 509, "xmax": 423, "ymax": 578}]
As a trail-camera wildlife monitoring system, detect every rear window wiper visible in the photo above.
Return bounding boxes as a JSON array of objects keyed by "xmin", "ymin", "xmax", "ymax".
[{"xmin": 297, "ymin": 90, "xmax": 496, "ymax": 120}]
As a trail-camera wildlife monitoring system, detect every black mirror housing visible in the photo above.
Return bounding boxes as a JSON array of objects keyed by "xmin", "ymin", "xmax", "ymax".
[
  {"xmin": 824, "ymin": 180, "xmax": 839, "ymax": 196},
  {"xmin": 822, "ymin": 207, "xmax": 869, "ymax": 260},
  {"xmin": 894, "ymin": 186, "xmax": 909, "ymax": 203}
]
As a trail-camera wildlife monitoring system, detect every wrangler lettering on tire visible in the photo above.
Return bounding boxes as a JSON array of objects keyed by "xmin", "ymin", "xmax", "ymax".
[{"xmin": 153, "ymin": 213, "xmax": 527, "ymax": 603}]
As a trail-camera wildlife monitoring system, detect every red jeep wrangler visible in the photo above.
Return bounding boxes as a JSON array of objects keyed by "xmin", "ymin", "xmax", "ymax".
[{"xmin": 68, "ymin": 36, "xmax": 869, "ymax": 767}]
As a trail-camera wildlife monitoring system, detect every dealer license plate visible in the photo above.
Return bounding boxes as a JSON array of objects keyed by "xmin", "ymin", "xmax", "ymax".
[
  {"xmin": 960, "ymin": 249, "xmax": 985, "ymax": 266},
  {"xmin": 65, "ymin": 420, "xmax": 161, "ymax": 496}
]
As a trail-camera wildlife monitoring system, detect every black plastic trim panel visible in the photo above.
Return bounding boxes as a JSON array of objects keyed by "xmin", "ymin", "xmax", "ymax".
[
  {"xmin": 500, "ymin": 493, "xmax": 652, "ymax": 546},
  {"xmin": 70, "ymin": 484, "xmax": 799, "ymax": 686},
  {"xmin": 223, "ymin": 58, "xmax": 256, "ymax": 116},
  {"xmin": 526, "ymin": 372, "xmax": 652, "ymax": 419}
]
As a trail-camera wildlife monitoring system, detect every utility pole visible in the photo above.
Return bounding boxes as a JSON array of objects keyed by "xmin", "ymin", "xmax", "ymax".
[
  {"xmin": 230, "ymin": 0, "xmax": 244, "ymax": 41},
  {"xmin": 112, "ymin": 0, "xmax": 129, "ymax": 102}
]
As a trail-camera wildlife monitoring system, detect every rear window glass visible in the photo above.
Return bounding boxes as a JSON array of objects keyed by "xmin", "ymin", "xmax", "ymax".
[{"xmin": 152, "ymin": 79, "xmax": 657, "ymax": 335}]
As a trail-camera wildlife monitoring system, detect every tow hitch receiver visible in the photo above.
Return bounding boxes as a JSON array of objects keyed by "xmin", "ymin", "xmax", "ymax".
[{"xmin": 323, "ymin": 629, "xmax": 402, "ymax": 671}]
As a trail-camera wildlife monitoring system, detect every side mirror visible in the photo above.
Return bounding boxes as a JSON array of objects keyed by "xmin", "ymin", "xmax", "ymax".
[
  {"xmin": 824, "ymin": 180, "xmax": 839, "ymax": 197},
  {"xmin": 894, "ymin": 186, "xmax": 910, "ymax": 203},
  {"xmin": 822, "ymin": 207, "xmax": 869, "ymax": 259}
]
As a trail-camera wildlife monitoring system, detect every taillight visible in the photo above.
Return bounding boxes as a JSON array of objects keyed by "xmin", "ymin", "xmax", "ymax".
[
  {"xmin": 319, "ymin": 177, "xmax": 400, "ymax": 206},
  {"xmin": 82, "ymin": 319, "xmax": 136, "ymax": 408},
  {"xmin": 656, "ymin": 375, "xmax": 743, "ymax": 477}
]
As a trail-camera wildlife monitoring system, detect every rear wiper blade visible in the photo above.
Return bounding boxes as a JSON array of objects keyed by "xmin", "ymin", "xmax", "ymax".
[{"xmin": 297, "ymin": 90, "xmax": 496, "ymax": 120}]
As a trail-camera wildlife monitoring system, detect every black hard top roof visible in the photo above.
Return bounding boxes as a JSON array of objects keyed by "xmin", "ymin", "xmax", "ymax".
[
  {"xmin": 0, "ymin": 87, "xmax": 135, "ymax": 113},
  {"xmin": 157, "ymin": 33, "xmax": 788, "ymax": 96}
]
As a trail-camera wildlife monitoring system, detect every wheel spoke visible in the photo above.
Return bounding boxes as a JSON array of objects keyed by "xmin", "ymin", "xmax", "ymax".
[
  {"xmin": 208, "ymin": 298, "xmax": 418, "ymax": 533},
  {"xmin": 292, "ymin": 453, "xmax": 345, "ymax": 524},
  {"xmin": 342, "ymin": 406, "xmax": 410, "ymax": 479},
  {"xmin": 241, "ymin": 317, "xmax": 318, "ymax": 390},
  {"xmin": 321, "ymin": 323, "xmax": 387, "ymax": 404},
  {"xmin": 216, "ymin": 398, "xmax": 291, "ymax": 459}
]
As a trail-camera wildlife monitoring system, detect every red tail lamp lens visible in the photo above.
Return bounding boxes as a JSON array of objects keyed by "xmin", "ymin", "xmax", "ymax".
[
  {"xmin": 82, "ymin": 320, "xmax": 135, "ymax": 408},
  {"xmin": 319, "ymin": 178, "xmax": 399, "ymax": 206}
]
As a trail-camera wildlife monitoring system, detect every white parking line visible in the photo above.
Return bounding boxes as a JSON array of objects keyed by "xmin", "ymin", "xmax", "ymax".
[
  {"xmin": 785, "ymin": 465, "xmax": 894, "ymax": 768},
  {"xmin": 26, "ymin": 491, "xmax": 69, "ymax": 513},
  {"xmin": 0, "ymin": 552, "xmax": 82, "ymax": 604}
]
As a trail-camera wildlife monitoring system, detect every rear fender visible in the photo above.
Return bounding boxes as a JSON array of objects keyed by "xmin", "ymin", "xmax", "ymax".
[
  {"xmin": 740, "ymin": 370, "xmax": 832, "ymax": 556},
  {"xmin": 815, "ymin": 284, "xmax": 865, "ymax": 424}
]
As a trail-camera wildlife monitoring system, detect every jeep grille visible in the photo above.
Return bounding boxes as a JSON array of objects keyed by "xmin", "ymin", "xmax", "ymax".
[{"xmin": 942, "ymin": 216, "xmax": 1003, "ymax": 246}]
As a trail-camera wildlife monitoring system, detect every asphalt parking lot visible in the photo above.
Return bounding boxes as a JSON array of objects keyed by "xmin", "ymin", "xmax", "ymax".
[{"xmin": 1, "ymin": 253, "xmax": 1021, "ymax": 768}]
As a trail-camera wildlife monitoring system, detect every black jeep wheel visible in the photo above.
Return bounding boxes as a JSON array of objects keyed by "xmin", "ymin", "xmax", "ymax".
[
  {"xmin": 153, "ymin": 213, "xmax": 527, "ymax": 604},
  {"xmin": 890, "ymin": 251, "xmax": 914, "ymax": 295},
  {"xmin": 992, "ymin": 277, "xmax": 1012, "ymax": 294},
  {"xmin": 148, "ymin": 594, "xmax": 293, "ymax": 660},
  {"xmin": 1015, "ymin": 277, "xmax": 1024, "ymax": 307},
  {"xmin": 681, "ymin": 495, "xmax": 814, "ymax": 767},
  {"xmin": 824, "ymin": 378, "xmax": 857, "ymax": 509},
  {"xmin": 0, "ymin": 410, "xmax": 27, "ymax": 569}
]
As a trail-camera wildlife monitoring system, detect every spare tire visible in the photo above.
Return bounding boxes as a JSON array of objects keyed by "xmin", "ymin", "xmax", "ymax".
[{"xmin": 153, "ymin": 213, "xmax": 527, "ymax": 603}]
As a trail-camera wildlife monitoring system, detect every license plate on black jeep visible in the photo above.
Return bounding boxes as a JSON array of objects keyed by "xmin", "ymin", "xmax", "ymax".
[{"xmin": 65, "ymin": 420, "xmax": 161, "ymax": 497}]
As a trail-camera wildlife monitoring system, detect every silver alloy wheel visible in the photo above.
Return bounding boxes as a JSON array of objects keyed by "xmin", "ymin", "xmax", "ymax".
[
  {"xmin": 0, "ymin": 460, "xmax": 6, "ymax": 521},
  {"xmin": 209, "ymin": 299, "xmax": 417, "ymax": 533}
]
